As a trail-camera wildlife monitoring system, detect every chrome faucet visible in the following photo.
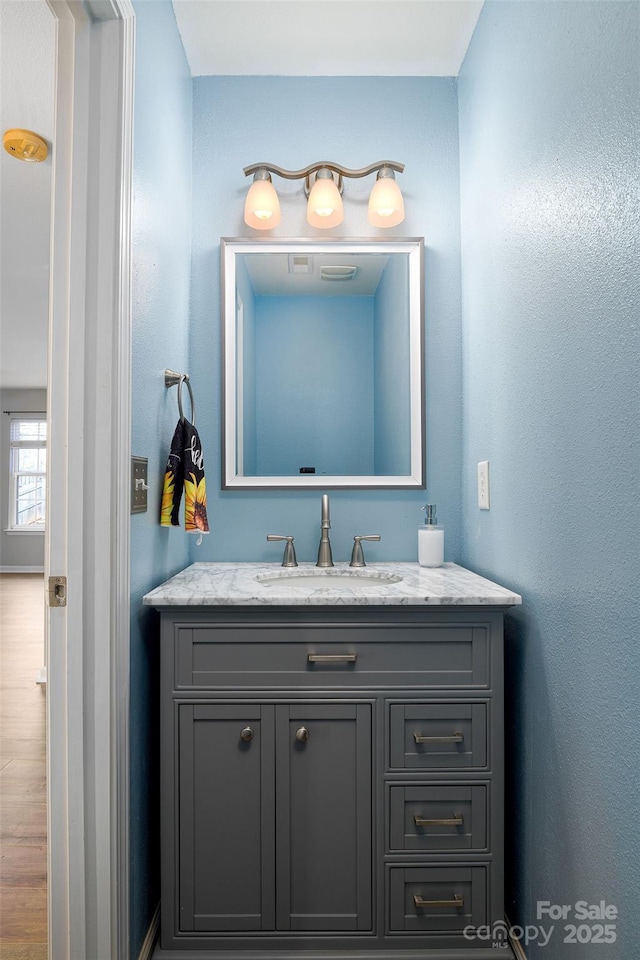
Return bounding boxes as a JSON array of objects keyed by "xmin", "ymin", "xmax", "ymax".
[{"xmin": 316, "ymin": 494, "xmax": 334, "ymax": 567}]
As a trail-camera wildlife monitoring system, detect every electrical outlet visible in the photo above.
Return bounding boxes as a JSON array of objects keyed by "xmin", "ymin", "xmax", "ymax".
[{"xmin": 477, "ymin": 461, "xmax": 490, "ymax": 509}]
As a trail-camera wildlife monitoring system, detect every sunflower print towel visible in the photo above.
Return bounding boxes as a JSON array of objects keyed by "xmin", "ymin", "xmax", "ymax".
[{"xmin": 160, "ymin": 419, "xmax": 210, "ymax": 534}]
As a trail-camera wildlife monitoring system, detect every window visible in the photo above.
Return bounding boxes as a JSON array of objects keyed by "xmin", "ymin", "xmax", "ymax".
[{"xmin": 8, "ymin": 417, "xmax": 47, "ymax": 532}]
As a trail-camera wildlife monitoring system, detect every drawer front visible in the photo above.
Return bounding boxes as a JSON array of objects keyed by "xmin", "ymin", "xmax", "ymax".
[
  {"xmin": 388, "ymin": 784, "xmax": 488, "ymax": 852},
  {"xmin": 389, "ymin": 703, "xmax": 488, "ymax": 770},
  {"xmin": 388, "ymin": 865, "xmax": 487, "ymax": 933},
  {"xmin": 174, "ymin": 623, "xmax": 489, "ymax": 689}
]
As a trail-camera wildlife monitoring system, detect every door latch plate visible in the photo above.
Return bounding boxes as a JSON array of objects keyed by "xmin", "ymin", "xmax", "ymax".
[{"xmin": 48, "ymin": 576, "xmax": 67, "ymax": 607}]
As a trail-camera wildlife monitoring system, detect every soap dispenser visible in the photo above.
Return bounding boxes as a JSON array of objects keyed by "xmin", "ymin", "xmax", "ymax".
[{"xmin": 418, "ymin": 504, "xmax": 444, "ymax": 567}]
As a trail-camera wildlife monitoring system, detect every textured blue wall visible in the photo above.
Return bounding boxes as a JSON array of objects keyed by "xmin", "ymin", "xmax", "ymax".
[
  {"xmin": 129, "ymin": 1, "xmax": 192, "ymax": 954},
  {"xmin": 191, "ymin": 77, "xmax": 462, "ymax": 564},
  {"xmin": 255, "ymin": 295, "xmax": 375, "ymax": 476},
  {"xmin": 459, "ymin": 2, "xmax": 639, "ymax": 956},
  {"xmin": 374, "ymin": 255, "xmax": 410, "ymax": 475},
  {"xmin": 236, "ymin": 257, "xmax": 257, "ymax": 475}
]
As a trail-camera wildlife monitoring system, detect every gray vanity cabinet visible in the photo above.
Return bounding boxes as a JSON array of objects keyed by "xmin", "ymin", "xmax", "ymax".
[{"xmin": 155, "ymin": 607, "xmax": 513, "ymax": 959}]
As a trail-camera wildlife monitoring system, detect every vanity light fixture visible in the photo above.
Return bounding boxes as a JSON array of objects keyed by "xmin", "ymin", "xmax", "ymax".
[
  {"xmin": 243, "ymin": 160, "xmax": 405, "ymax": 230},
  {"xmin": 307, "ymin": 168, "xmax": 344, "ymax": 229},
  {"xmin": 368, "ymin": 165, "xmax": 405, "ymax": 228},
  {"xmin": 243, "ymin": 169, "xmax": 281, "ymax": 229}
]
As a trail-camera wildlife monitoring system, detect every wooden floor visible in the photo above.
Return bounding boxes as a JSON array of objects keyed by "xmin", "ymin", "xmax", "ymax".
[{"xmin": 0, "ymin": 574, "xmax": 47, "ymax": 959}]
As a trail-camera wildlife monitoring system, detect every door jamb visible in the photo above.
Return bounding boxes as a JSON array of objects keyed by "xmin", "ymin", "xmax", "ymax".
[{"xmin": 45, "ymin": 1, "xmax": 134, "ymax": 957}]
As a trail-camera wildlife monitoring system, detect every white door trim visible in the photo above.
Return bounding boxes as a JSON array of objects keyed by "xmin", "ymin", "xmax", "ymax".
[{"xmin": 45, "ymin": 1, "xmax": 134, "ymax": 958}]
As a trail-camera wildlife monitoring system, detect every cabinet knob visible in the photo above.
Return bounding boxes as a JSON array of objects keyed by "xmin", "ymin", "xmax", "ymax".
[
  {"xmin": 295, "ymin": 726, "xmax": 310, "ymax": 743},
  {"xmin": 240, "ymin": 726, "xmax": 254, "ymax": 743}
]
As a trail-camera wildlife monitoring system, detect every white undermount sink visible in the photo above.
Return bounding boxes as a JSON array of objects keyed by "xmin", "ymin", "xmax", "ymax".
[{"xmin": 255, "ymin": 569, "xmax": 403, "ymax": 589}]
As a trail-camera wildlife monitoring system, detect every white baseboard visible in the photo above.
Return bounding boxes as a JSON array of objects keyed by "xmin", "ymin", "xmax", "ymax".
[
  {"xmin": 138, "ymin": 903, "xmax": 160, "ymax": 960},
  {"xmin": 0, "ymin": 565, "xmax": 45, "ymax": 573}
]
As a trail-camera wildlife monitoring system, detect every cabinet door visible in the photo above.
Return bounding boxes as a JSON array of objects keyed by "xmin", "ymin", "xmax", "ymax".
[
  {"xmin": 178, "ymin": 703, "xmax": 275, "ymax": 932},
  {"xmin": 275, "ymin": 703, "xmax": 372, "ymax": 932}
]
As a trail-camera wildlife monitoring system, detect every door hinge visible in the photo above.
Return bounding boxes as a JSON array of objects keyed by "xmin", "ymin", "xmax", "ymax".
[{"xmin": 48, "ymin": 576, "xmax": 67, "ymax": 607}]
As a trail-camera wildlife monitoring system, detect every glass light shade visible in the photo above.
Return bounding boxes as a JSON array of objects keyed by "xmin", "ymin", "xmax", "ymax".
[
  {"xmin": 368, "ymin": 175, "xmax": 405, "ymax": 227},
  {"xmin": 307, "ymin": 174, "xmax": 344, "ymax": 229},
  {"xmin": 244, "ymin": 178, "xmax": 281, "ymax": 230}
]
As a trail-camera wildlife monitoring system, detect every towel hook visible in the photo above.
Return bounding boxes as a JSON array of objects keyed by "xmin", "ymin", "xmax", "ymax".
[{"xmin": 165, "ymin": 369, "xmax": 196, "ymax": 426}]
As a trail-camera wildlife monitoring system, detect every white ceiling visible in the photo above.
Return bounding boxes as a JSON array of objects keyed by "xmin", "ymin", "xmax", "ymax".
[
  {"xmin": 172, "ymin": 0, "xmax": 484, "ymax": 77},
  {"xmin": 0, "ymin": 0, "xmax": 55, "ymax": 389},
  {"xmin": 244, "ymin": 252, "xmax": 390, "ymax": 296}
]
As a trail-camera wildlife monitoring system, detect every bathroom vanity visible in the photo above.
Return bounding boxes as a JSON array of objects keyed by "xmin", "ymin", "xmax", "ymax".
[{"xmin": 144, "ymin": 562, "xmax": 521, "ymax": 959}]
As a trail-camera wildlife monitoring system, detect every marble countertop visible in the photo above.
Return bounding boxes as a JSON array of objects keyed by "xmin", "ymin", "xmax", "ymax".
[{"xmin": 143, "ymin": 562, "xmax": 522, "ymax": 607}]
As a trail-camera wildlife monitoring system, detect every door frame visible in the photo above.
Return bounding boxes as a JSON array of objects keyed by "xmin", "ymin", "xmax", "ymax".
[{"xmin": 45, "ymin": 1, "xmax": 134, "ymax": 957}]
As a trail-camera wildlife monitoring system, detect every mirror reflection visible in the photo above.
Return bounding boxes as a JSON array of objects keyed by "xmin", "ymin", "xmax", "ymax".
[{"xmin": 222, "ymin": 239, "xmax": 424, "ymax": 489}]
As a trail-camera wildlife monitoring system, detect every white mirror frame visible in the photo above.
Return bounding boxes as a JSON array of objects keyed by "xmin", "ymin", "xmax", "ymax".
[{"xmin": 221, "ymin": 237, "xmax": 425, "ymax": 489}]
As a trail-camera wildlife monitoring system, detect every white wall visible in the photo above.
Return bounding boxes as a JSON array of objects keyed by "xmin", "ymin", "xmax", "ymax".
[
  {"xmin": 0, "ymin": 0, "xmax": 55, "ymax": 389},
  {"xmin": 0, "ymin": 388, "xmax": 46, "ymax": 569},
  {"xmin": 0, "ymin": 2, "xmax": 52, "ymax": 570}
]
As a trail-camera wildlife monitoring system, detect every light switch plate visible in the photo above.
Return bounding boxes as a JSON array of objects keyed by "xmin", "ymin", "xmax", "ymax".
[
  {"xmin": 131, "ymin": 456, "xmax": 149, "ymax": 513},
  {"xmin": 477, "ymin": 461, "xmax": 490, "ymax": 509}
]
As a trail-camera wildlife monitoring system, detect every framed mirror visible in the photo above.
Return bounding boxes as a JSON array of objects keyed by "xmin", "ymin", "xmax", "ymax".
[{"xmin": 221, "ymin": 238, "xmax": 425, "ymax": 489}]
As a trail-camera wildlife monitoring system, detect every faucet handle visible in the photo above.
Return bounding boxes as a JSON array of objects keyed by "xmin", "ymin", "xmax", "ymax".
[
  {"xmin": 349, "ymin": 535, "xmax": 381, "ymax": 568},
  {"xmin": 267, "ymin": 534, "xmax": 298, "ymax": 567}
]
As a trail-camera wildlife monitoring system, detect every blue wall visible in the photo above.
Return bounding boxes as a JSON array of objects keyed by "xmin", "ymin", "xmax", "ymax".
[
  {"xmin": 236, "ymin": 257, "xmax": 257, "ymax": 475},
  {"xmin": 254, "ymin": 295, "xmax": 375, "ymax": 476},
  {"xmin": 374, "ymin": 255, "xmax": 411, "ymax": 475},
  {"xmin": 129, "ymin": 1, "xmax": 192, "ymax": 954},
  {"xmin": 459, "ymin": 2, "xmax": 639, "ymax": 956},
  {"xmin": 128, "ymin": 7, "xmax": 638, "ymax": 955},
  {"xmin": 190, "ymin": 77, "xmax": 463, "ymax": 564}
]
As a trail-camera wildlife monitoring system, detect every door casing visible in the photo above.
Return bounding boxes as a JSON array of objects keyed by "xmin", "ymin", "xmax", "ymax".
[{"xmin": 45, "ymin": 1, "xmax": 134, "ymax": 957}]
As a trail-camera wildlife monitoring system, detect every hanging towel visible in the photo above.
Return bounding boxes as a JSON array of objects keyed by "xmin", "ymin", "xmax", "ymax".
[
  {"xmin": 160, "ymin": 419, "xmax": 210, "ymax": 534},
  {"xmin": 182, "ymin": 420, "xmax": 210, "ymax": 534},
  {"xmin": 160, "ymin": 418, "xmax": 186, "ymax": 527}
]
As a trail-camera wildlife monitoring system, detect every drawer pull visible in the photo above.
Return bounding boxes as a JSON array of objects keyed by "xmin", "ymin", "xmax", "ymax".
[
  {"xmin": 295, "ymin": 726, "xmax": 310, "ymax": 743},
  {"xmin": 240, "ymin": 726, "xmax": 254, "ymax": 743},
  {"xmin": 414, "ymin": 894, "xmax": 464, "ymax": 909},
  {"xmin": 414, "ymin": 814, "xmax": 464, "ymax": 827},
  {"xmin": 413, "ymin": 731, "xmax": 463, "ymax": 744},
  {"xmin": 307, "ymin": 653, "xmax": 357, "ymax": 663}
]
